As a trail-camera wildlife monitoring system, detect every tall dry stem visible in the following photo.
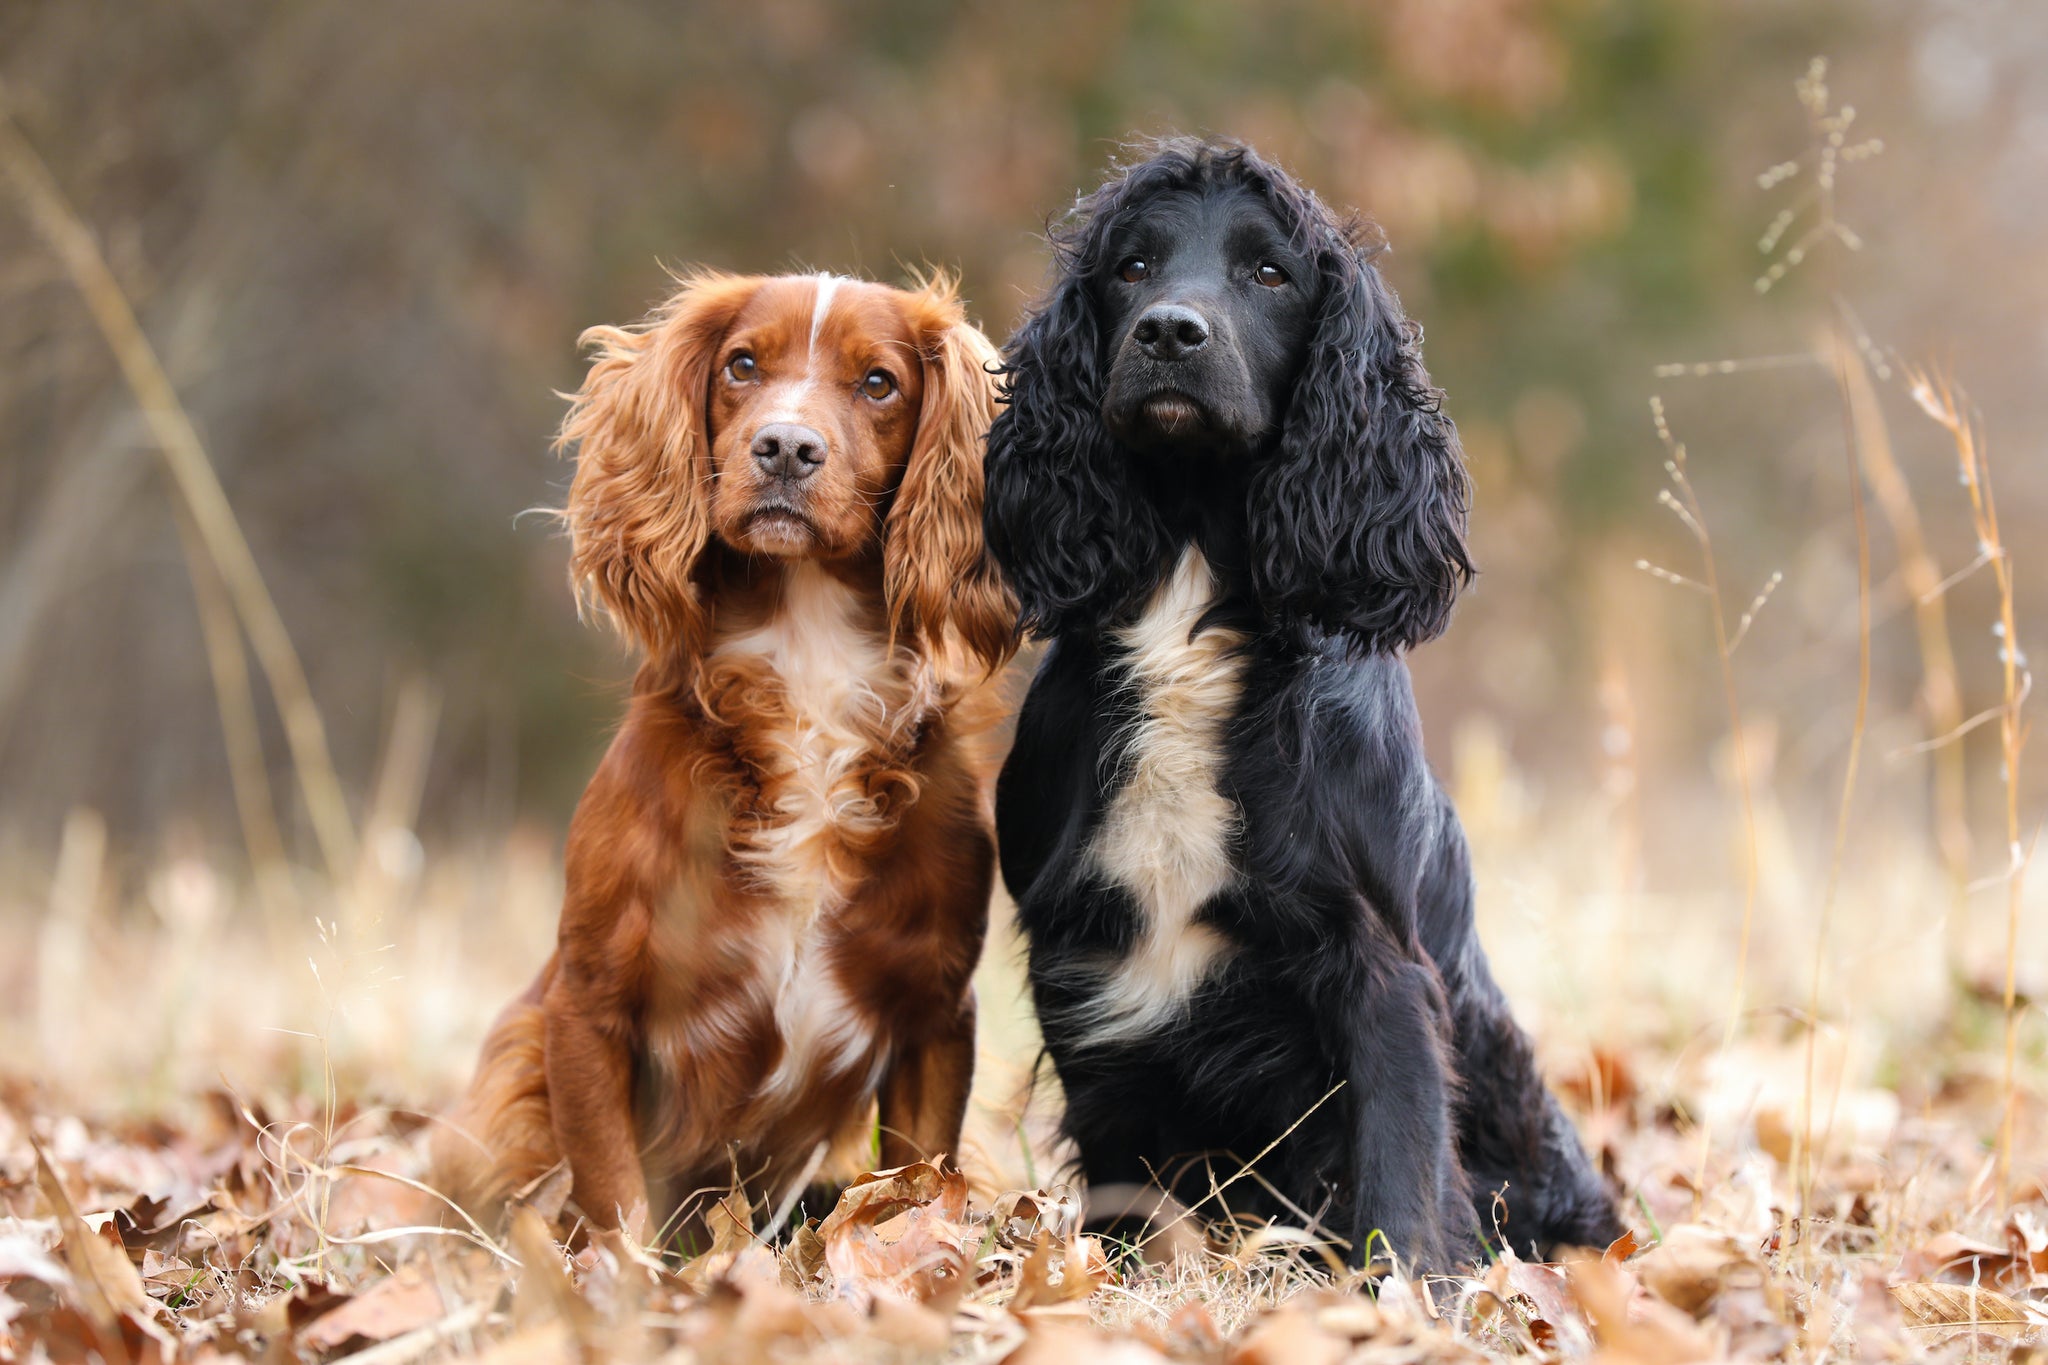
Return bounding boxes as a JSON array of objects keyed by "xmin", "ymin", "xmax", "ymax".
[
  {"xmin": 1830, "ymin": 339, "xmax": 1970, "ymax": 964},
  {"xmin": 169, "ymin": 499, "xmax": 295, "ymax": 917},
  {"xmin": 1746, "ymin": 58, "xmax": 1878, "ymax": 1253},
  {"xmin": 0, "ymin": 91, "xmax": 359, "ymax": 885},
  {"xmin": 1906, "ymin": 365, "xmax": 2027, "ymax": 1198},
  {"xmin": 1637, "ymin": 399, "xmax": 1772, "ymax": 1209}
]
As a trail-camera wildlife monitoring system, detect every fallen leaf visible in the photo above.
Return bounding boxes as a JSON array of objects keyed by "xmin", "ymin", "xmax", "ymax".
[
  {"xmin": 1604, "ymin": 1228, "xmax": 1644, "ymax": 1264},
  {"xmin": 1633, "ymin": 1225, "xmax": 1749, "ymax": 1317},
  {"xmin": 817, "ymin": 1160, "xmax": 970, "ymax": 1301},
  {"xmin": 675, "ymin": 1179, "xmax": 761, "ymax": 1289},
  {"xmin": 296, "ymin": 1270, "xmax": 448, "ymax": 1352},
  {"xmin": 31, "ymin": 1133, "xmax": 168, "ymax": 1352},
  {"xmin": 866, "ymin": 1294, "xmax": 950, "ymax": 1351},
  {"xmin": 509, "ymin": 1206, "xmax": 596, "ymax": 1340},
  {"xmin": 1487, "ymin": 1251, "xmax": 1592, "ymax": 1354},
  {"xmin": 1906, "ymin": 1230, "xmax": 2026, "ymax": 1292},
  {"xmin": 1566, "ymin": 1254, "xmax": 1715, "ymax": 1364},
  {"xmin": 1228, "ymin": 1298, "xmax": 1349, "ymax": 1365},
  {"xmin": 1159, "ymin": 1298, "xmax": 1224, "ymax": 1356},
  {"xmin": 1011, "ymin": 1231, "xmax": 1103, "ymax": 1310},
  {"xmin": 1889, "ymin": 1281, "xmax": 2043, "ymax": 1339},
  {"xmin": 1009, "ymin": 1315, "xmax": 1170, "ymax": 1364}
]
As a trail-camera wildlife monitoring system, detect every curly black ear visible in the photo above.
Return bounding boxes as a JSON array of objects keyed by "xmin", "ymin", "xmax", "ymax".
[
  {"xmin": 983, "ymin": 244, "xmax": 1169, "ymax": 640},
  {"xmin": 1247, "ymin": 239, "xmax": 1473, "ymax": 653}
]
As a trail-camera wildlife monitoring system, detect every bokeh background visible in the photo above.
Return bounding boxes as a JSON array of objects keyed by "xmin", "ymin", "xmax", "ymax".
[{"xmin": 1, "ymin": 0, "xmax": 2044, "ymax": 1140}]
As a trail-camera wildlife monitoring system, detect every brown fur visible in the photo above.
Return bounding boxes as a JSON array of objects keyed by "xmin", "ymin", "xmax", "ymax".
[{"xmin": 433, "ymin": 273, "xmax": 1015, "ymax": 1238}]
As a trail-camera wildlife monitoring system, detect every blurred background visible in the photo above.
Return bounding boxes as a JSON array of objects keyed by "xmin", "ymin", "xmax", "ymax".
[{"xmin": 0, "ymin": 0, "xmax": 2043, "ymax": 1139}]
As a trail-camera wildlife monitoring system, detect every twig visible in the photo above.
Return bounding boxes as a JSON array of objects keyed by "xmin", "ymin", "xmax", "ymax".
[
  {"xmin": 1136, "ymin": 1083, "xmax": 1345, "ymax": 1254},
  {"xmin": 0, "ymin": 89, "xmax": 358, "ymax": 883}
]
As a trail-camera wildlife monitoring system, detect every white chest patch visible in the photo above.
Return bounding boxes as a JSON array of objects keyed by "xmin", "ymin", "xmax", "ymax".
[
  {"xmin": 710, "ymin": 562, "xmax": 901, "ymax": 1096},
  {"xmin": 1080, "ymin": 547, "xmax": 1245, "ymax": 1045}
]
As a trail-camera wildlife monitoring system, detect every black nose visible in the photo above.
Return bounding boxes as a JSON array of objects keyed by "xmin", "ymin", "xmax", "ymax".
[
  {"xmin": 1132, "ymin": 304, "xmax": 1210, "ymax": 361},
  {"xmin": 750, "ymin": 423, "xmax": 826, "ymax": 481}
]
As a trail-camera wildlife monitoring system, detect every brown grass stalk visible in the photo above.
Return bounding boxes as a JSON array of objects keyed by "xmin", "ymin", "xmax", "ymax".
[
  {"xmin": 1796, "ymin": 310, "xmax": 1872, "ymax": 1253},
  {"xmin": 0, "ymin": 92, "xmax": 359, "ymax": 885},
  {"xmin": 1832, "ymin": 337, "xmax": 1972, "ymax": 962},
  {"xmin": 1906, "ymin": 365, "xmax": 2027, "ymax": 1198},
  {"xmin": 168, "ymin": 498, "xmax": 297, "ymax": 919},
  {"xmin": 1640, "ymin": 400, "xmax": 1767, "ymax": 1211},
  {"xmin": 1772, "ymin": 59, "xmax": 1875, "ymax": 1259}
]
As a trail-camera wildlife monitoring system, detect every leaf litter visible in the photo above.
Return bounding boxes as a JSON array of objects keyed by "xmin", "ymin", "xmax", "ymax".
[{"xmin": 1, "ymin": 1035, "xmax": 2045, "ymax": 1363}]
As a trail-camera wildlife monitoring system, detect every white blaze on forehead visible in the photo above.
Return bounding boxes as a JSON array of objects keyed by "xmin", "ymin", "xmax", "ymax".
[
  {"xmin": 759, "ymin": 274, "xmax": 845, "ymax": 425},
  {"xmin": 809, "ymin": 273, "xmax": 842, "ymax": 356}
]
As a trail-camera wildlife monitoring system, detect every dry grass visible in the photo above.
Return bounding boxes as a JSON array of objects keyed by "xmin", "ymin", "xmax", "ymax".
[{"xmin": 1, "ymin": 787, "xmax": 2044, "ymax": 1362}]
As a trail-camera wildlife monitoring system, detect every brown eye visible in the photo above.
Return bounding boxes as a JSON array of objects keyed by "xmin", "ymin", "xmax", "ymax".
[
  {"xmin": 1256, "ymin": 263, "xmax": 1288, "ymax": 288},
  {"xmin": 861, "ymin": 369, "xmax": 896, "ymax": 400},
  {"xmin": 1119, "ymin": 257, "xmax": 1149, "ymax": 283},
  {"xmin": 726, "ymin": 353, "xmax": 757, "ymax": 381}
]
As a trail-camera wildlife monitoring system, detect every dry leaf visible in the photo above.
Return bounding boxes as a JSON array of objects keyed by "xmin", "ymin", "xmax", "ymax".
[
  {"xmin": 1566, "ymin": 1254, "xmax": 1715, "ymax": 1364},
  {"xmin": 1228, "ymin": 1299, "xmax": 1350, "ymax": 1365},
  {"xmin": 1010, "ymin": 1315, "xmax": 1171, "ymax": 1364},
  {"xmin": 31, "ymin": 1133, "xmax": 172, "ymax": 1356},
  {"xmin": 1011, "ymin": 1231, "xmax": 1104, "ymax": 1310},
  {"xmin": 866, "ymin": 1295, "xmax": 951, "ymax": 1351},
  {"xmin": 296, "ymin": 1269, "xmax": 448, "ymax": 1352},
  {"xmin": 1906, "ymin": 1229, "xmax": 2025, "ymax": 1292},
  {"xmin": 1159, "ymin": 1298, "xmax": 1225, "ymax": 1356},
  {"xmin": 817, "ymin": 1160, "xmax": 971, "ymax": 1301},
  {"xmin": 1487, "ymin": 1251, "xmax": 1592, "ymax": 1354},
  {"xmin": 1889, "ymin": 1281, "xmax": 2044, "ymax": 1339},
  {"xmin": 679, "ymin": 1183, "xmax": 760, "ymax": 1287},
  {"xmin": 1633, "ymin": 1225, "xmax": 1748, "ymax": 1316},
  {"xmin": 509, "ymin": 1206, "xmax": 596, "ymax": 1340}
]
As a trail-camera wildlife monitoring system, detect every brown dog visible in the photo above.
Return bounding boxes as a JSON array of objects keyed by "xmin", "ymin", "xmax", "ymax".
[{"xmin": 434, "ymin": 271, "xmax": 1015, "ymax": 1239}]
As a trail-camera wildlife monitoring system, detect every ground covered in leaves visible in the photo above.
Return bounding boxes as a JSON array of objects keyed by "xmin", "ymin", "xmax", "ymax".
[{"xmin": 2, "ymin": 1027, "xmax": 2045, "ymax": 1365}]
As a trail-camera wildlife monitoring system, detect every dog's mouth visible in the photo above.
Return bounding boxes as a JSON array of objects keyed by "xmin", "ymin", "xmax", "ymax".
[{"xmin": 740, "ymin": 504, "xmax": 817, "ymax": 552}]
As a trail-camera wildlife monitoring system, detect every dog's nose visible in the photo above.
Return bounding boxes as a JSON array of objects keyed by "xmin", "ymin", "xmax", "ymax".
[
  {"xmin": 1132, "ymin": 305, "xmax": 1210, "ymax": 361},
  {"xmin": 750, "ymin": 423, "xmax": 826, "ymax": 481}
]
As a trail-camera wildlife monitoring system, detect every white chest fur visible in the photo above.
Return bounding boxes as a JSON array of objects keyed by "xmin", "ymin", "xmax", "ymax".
[
  {"xmin": 1080, "ymin": 547, "xmax": 1244, "ymax": 1045},
  {"xmin": 709, "ymin": 562, "xmax": 901, "ymax": 1095}
]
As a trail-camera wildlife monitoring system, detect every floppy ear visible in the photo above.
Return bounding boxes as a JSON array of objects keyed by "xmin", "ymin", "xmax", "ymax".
[
  {"xmin": 1246, "ymin": 244, "xmax": 1473, "ymax": 653},
  {"xmin": 559, "ymin": 272, "xmax": 756, "ymax": 661},
  {"xmin": 982, "ymin": 268, "xmax": 1169, "ymax": 638},
  {"xmin": 883, "ymin": 278, "xmax": 1017, "ymax": 674}
]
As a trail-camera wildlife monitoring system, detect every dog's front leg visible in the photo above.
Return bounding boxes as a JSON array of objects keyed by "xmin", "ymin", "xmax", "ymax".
[
  {"xmin": 1328, "ymin": 954, "xmax": 1462, "ymax": 1273},
  {"xmin": 878, "ymin": 988, "xmax": 976, "ymax": 1169},
  {"xmin": 542, "ymin": 977, "xmax": 649, "ymax": 1239}
]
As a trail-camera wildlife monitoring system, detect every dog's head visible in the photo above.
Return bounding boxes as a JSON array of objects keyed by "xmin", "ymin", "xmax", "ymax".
[
  {"xmin": 560, "ymin": 271, "xmax": 1014, "ymax": 670},
  {"xmin": 985, "ymin": 137, "xmax": 1474, "ymax": 653}
]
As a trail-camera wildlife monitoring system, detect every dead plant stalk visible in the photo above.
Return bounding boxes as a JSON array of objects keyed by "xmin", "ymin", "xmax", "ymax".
[
  {"xmin": 0, "ymin": 91, "xmax": 358, "ymax": 886},
  {"xmin": 1639, "ymin": 400, "xmax": 1767, "ymax": 1212},
  {"xmin": 1907, "ymin": 366, "xmax": 2027, "ymax": 1198}
]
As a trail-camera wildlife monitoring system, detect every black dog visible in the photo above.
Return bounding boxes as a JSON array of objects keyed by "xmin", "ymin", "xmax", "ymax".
[{"xmin": 982, "ymin": 138, "xmax": 1618, "ymax": 1270}]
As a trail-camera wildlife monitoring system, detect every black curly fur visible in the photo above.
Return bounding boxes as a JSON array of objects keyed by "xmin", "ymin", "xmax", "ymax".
[
  {"xmin": 985, "ymin": 136, "xmax": 1473, "ymax": 653},
  {"xmin": 984, "ymin": 137, "xmax": 1618, "ymax": 1271}
]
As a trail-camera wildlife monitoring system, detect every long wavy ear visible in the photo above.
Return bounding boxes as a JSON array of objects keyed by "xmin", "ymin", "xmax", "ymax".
[
  {"xmin": 1246, "ymin": 240, "xmax": 1473, "ymax": 652},
  {"xmin": 884, "ymin": 276, "xmax": 1017, "ymax": 674},
  {"xmin": 558, "ymin": 271, "xmax": 757, "ymax": 662},
  {"xmin": 983, "ymin": 263, "xmax": 1169, "ymax": 640}
]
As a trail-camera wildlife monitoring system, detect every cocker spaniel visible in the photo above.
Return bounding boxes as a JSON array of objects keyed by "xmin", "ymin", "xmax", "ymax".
[
  {"xmin": 436, "ymin": 271, "xmax": 1015, "ymax": 1239},
  {"xmin": 982, "ymin": 139, "xmax": 1617, "ymax": 1269}
]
